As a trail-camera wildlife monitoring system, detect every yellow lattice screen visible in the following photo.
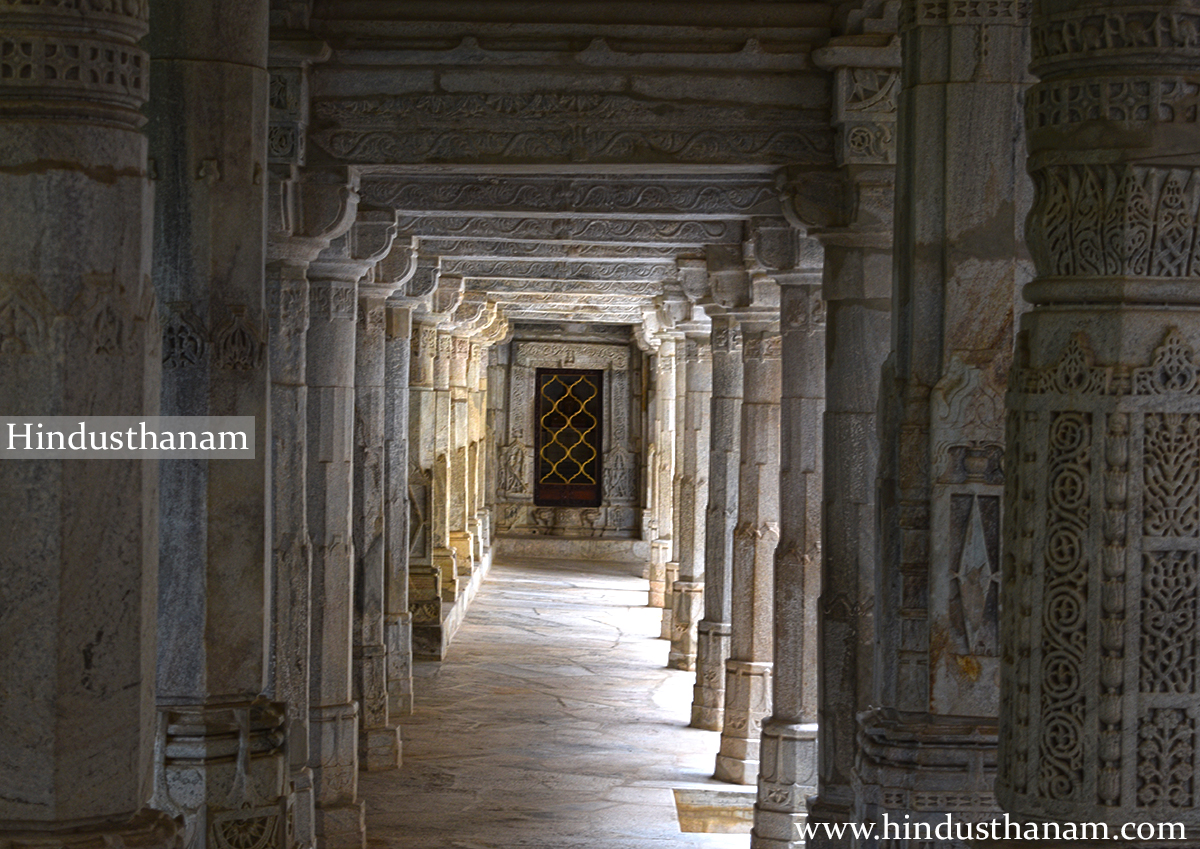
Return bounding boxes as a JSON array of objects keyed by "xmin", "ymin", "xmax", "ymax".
[{"xmin": 538, "ymin": 373, "xmax": 599, "ymax": 484}]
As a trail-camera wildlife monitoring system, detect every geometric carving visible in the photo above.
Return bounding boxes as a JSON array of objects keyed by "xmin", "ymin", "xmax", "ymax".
[
  {"xmin": 1141, "ymin": 551, "xmax": 1199, "ymax": 694},
  {"xmin": 209, "ymin": 808, "xmax": 280, "ymax": 849}
]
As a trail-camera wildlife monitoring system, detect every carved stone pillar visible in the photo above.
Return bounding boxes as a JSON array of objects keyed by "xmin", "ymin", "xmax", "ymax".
[
  {"xmin": 663, "ymin": 321, "xmax": 689, "ymax": 641},
  {"xmin": 147, "ymin": 2, "xmax": 295, "ymax": 846},
  {"xmin": 648, "ymin": 336, "xmax": 678, "ymax": 608},
  {"xmin": 0, "ymin": 4, "xmax": 177, "ymax": 849},
  {"xmin": 715, "ymin": 311, "xmax": 782, "ymax": 785},
  {"xmin": 753, "ymin": 252, "xmax": 827, "ymax": 848},
  {"xmin": 407, "ymin": 309, "xmax": 445, "ymax": 658},
  {"xmin": 994, "ymin": 2, "xmax": 1200, "ymax": 844},
  {"xmin": 670, "ymin": 317, "xmax": 713, "ymax": 670},
  {"xmin": 854, "ymin": 3, "xmax": 1031, "ymax": 845},
  {"xmin": 432, "ymin": 328, "xmax": 458, "ymax": 603},
  {"xmin": 267, "ymin": 168, "xmax": 356, "ymax": 849},
  {"xmin": 692, "ymin": 312, "xmax": 744, "ymax": 730},
  {"xmin": 352, "ymin": 235, "xmax": 411, "ymax": 773},
  {"xmin": 384, "ymin": 301, "xmax": 414, "ymax": 716},
  {"xmin": 447, "ymin": 334, "xmax": 475, "ymax": 577},
  {"xmin": 305, "ymin": 210, "xmax": 396, "ymax": 849},
  {"xmin": 800, "ymin": 23, "xmax": 899, "ymax": 844}
]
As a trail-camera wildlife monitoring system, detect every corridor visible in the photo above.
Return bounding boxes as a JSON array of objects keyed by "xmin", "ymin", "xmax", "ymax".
[{"xmin": 361, "ymin": 557, "xmax": 750, "ymax": 849}]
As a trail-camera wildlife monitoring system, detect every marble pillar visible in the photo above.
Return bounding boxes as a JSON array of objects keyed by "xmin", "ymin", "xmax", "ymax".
[
  {"xmin": 663, "ymin": 327, "xmax": 688, "ymax": 640},
  {"xmin": 858, "ymin": 4, "xmax": 1031, "ymax": 845},
  {"xmin": 753, "ymin": 262, "xmax": 826, "ymax": 847},
  {"xmin": 692, "ymin": 312, "xmax": 744, "ymax": 730},
  {"xmin": 715, "ymin": 311, "xmax": 782, "ymax": 785},
  {"xmin": 305, "ymin": 209, "xmax": 396, "ymax": 849},
  {"xmin": 0, "ymin": 4, "xmax": 177, "ymax": 848},
  {"xmin": 995, "ymin": 1, "xmax": 1200, "ymax": 844},
  {"xmin": 267, "ymin": 169, "xmax": 357, "ymax": 849},
  {"xmin": 352, "ymin": 241, "xmax": 411, "ymax": 772},
  {"xmin": 804, "ymin": 215, "xmax": 894, "ymax": 845},
  {"xmin": 431, "ymin": 328, "xmax": 459, "ymax": 603},
  {"xmin": 648, "ymin": 336, "xmax": 678, "ymax": 609},
  {"xmin": 670, "ymin": 318, "xmax": 713, "ymax": 670},
  {"xmin": 147, "ymin": 2, "xmax": 296, "ymax": 845},
  {"xmin": 384, "ymin": 301, "xmax": 414, "ymax": 716},
  {"xmin": 448, "ymin": 334, "xmax": 475, "ymax": 577}
]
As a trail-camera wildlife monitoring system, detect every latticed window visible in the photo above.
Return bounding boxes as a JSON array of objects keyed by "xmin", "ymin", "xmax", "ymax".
[{"xmin": 534, "ymin": 368, "xmax": 603, "ymax": 508}]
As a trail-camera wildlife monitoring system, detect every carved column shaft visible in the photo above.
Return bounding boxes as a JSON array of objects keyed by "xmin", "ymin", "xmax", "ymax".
[
  {"xmin": 431, "ymin": 330, "xmax": 458, "ymax": 602},
  {"xmin": 448, "ymin": 335, "xmax": 474, "ymax": 575},
  {"xmin": 408, "ymin": 317, "xmax": 445, "ymax": 660},
  {"xmin": 146, "ymin": 2, "xmax": 291, "ymax": 845},
  {"xmin": 662, "ymin": 330, "xmax": 689, "ymax": 640},
  {"xmin": 353, "ymin": 285, "xmax": 401, "ymax": 772},
  {"xmin": 670, "ymin": 325, "xmax": 713, "ymax": 670},
  {"xmin": 806, "ymin": 233, "xmax": 893, "ymax": 843},
  {"xmin": 754, "ymin": 271, "xmax": 825, "ymax": 848},
  {"xmin": 305, "ymin": 210, "xmax": 396, "ymax": 849},
  {"xmin": 715, "ymin": 317, "xmax": 781, "ymax": 785},
  {"xmin": 384, "ymin": 303, "xmax": 414, "ymax": 716},
  {"xmin": 692, "ymin": 313, "xmax": 744, "ymax": 730},
  {"xmin": 648, "ymin": 337, "xmax": 678, "ymax": 608},
  {"xmin": 996, "ymin": 1, "xmax": 1200, "ymax": 840},
  {"xmin": 0, "ymin": 4, "xmax": 177, "ymax": 847}
]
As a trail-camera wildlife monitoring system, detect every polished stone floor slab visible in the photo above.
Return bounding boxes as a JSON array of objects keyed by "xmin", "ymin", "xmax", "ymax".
[{"xmin": 362, "ymin": 557, "xmax": 750, "ymax": 849}]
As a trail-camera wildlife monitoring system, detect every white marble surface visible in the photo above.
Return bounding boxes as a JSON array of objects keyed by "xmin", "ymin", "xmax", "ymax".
[{"xmin": 361, "ymin": 557, "xmax": 750, "ymax": 848}]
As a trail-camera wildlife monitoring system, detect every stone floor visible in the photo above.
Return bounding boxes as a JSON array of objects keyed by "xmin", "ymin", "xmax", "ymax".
[{"xmin": 362, "ymin": 556, "xmax": 752, "ymax": 849}]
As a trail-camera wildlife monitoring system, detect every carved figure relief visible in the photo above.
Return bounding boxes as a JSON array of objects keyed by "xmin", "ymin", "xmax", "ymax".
[
  {"xmin": 162, "ymin": 301, "xmax": 207, "ymax": 368},
  {"xmin": 603, "ymin": 449, "xmax": 634, "ymax": 501},
  {"xmin": 498, "ymin": 432, "xmax": 529, "ymax": 495}
]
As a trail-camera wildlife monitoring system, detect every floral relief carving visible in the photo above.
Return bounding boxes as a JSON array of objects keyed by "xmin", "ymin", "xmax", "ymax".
[
  {"xmin": 212, "ymin": 305, "xmax": 265, "ymax": 370},
  {"xmin": 1140, "ymin": 551, "xmax": 1198, "ymax": 695},
  {"xmin": 1137, "ymin": 709, "xmax": 1195, "ymax": 809},
  {"xmin": 1143, "ymin": 414, "xmax": 1200, "ymax": 537}
]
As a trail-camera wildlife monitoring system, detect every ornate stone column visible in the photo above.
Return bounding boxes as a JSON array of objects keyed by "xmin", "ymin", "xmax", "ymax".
[
  {"xmin": 0, "ymin": 4, "xmax": 177, "ymax": 849},
  {"xmin": 995, "ymin": 1, "xmax": 1200, "ymax": 844},
  {"xmin": 799, "ymin": 21, "xmax": 899, "ymax": 844},
  {"xmin": 407, "ymin": 271, "xmax": 464, "ymax": 660},
  {"xmin": 384, "ymin": 298, "xmax": 414, "ymax": 716},
  {"xmin": 648, "ymin": 334, "xmax": 678, "ymax": 609},
  {"xmin": 715, "ymin": 297, "xmax": 782, "ymax": 785},
  {"xmin": 305, "ymin": 209, "xmax": 397, "ymax": 849},
  {"xmin": 147, "ymin": 2, "xmax": 297, "ymax": 845},
  {"xmin": 447, "ymin": 333, "xmax": 475, "ymax": 578},
  {"xmin": 267, "ymin": 168, "xmax": 356, "ymax": 849},
  {"xmin": 692, "ymin": 308, "xmax": 745, "ymax": 730},
  {"xmin": 853, "ymin": 2, "xmax": 1031, "ymax": 844},
  {"xmin": 352, "ymin": 235, "xmax": 411, "ymax": 772},
  {"xmin": 432, "ymin": 326, "xmax": 458, "ymax": 602},
  {"xmin": 670, "ymin": 313, "xmax": 713, "ymax": 670},
  {"xmin": 753, "ymin": 239, "xmax": 827, "ymax": 848}
]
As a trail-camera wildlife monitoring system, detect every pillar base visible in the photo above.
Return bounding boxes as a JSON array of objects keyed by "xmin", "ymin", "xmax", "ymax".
[
  {"xmin": 648, "ymin": 540, "xmax": 670, "ymax": 607},
  {"xmin": 449, "ymin": 531, "xmax": 475, "ymax": 578},
  {"xmin": 290, "ymin": 766, "xmax": 316, "ymax": 849},
  {"xmin": 308, "ymin": 703, "xmax": 358, "ymax": 812},
  {"xmin": 154, "ymin": 701, "xmax": 291, "ymax": 849},
  {"xmin": 803, "ymin": 796, "xmax": 854, "ymax": 849},
  {"xmin": 432, "ymin": 548, "xmax": 458, "ymax": 602},
  {"xmin": 0, "ymin": 810, "xmax": 181, "ymax": 849},
  {"xmin": 750, "ymin": 719, "xmax": 817, "ymax": 849},
  {"xmin": 691, "ymin": 620, "xmax": 731, "ymax": 730},
  {"xmin": 659, "ymin": 560, "xmax": 680, "ymax": 639},
  {"xmin": 358, "ymin": 725, "xmax": 400, "ymax": 772},
  {"xmin": 714, "ymin": 660, "xmax": 773, "ymax": 785},
  {"xmin": 385, "ymin": 611, "xmax": 414, "ymax": 717},
  {"xmin": 312, "ymin": 802, "xmax": 365, "ymax": 849},
  {"xmin": 668, "ymin": 580, "xmax": 704, "ymax": 670}
]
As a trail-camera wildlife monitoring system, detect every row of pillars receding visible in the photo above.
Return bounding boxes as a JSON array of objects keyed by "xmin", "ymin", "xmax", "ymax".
[
  {"xmin": 643, "ymin": 3, "xmax": 1200, "ymax": 849},
  {"xmin": 0, "ymin": 3, "xmax": 509, "ymax": 849}
]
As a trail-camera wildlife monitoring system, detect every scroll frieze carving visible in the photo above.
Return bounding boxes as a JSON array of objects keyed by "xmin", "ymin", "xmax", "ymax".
[
  {"xmin": 1037, "ymin": 411, "xmax": 1090, "ymax": 802},
  {"xmin": 444, "ymin": 258, "xmax": 675, "ymax": 284},
  {"xmin": 361, "ymin": 176, "xmax": 781, "ymax": 218},
  {"xmin": 514, "ymin": 342, "xmax": 628, "ymax": 370},
  {"xmin": 393, "ymin": 215, "xmax": 741, "ymax": 246},
  {"xmin": 1022, "ymin": 329, "xmax": 1200, "ymax": 398}
]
